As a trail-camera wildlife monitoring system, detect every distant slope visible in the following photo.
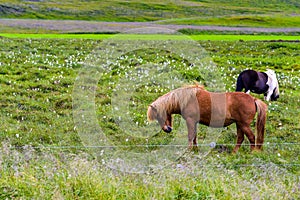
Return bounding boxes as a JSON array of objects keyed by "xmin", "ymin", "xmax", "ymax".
[{"xmin": 0, "ymin": 0, "xmax": 299, "ymax": 22}]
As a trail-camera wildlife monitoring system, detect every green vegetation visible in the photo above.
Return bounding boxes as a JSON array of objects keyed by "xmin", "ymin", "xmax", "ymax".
[
  {"xmin": 0, "ymin": 33, "xmax": 114, "ymax": 39},
  {"xmin": 1, "ymin": 33, "xmax": 300, "ymax": 41},
  {"xmin": 0, "ymin": 36, "xmax": 299, "ymax": 198},
  {"xmin": 0, "ymin": 0, "xmax": 299, "ymax": 198},
  {"xmin": 162, "ymin": 15, "xmax": 300, "ymax": 28},
  {"xmin": 0, "ymin": 0, "xmax": 299, "ymax": 25},
  {"xmin": 178, "ymin": 29, "xmax": 300, "ymax": 36}
]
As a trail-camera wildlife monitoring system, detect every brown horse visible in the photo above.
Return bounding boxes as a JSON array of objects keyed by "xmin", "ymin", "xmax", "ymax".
[{"xmin": 147, "ymin": 84, "xmax": 267, "ymax": 153}]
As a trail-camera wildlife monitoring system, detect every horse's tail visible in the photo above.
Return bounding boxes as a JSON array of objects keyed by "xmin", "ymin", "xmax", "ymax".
[
  {"xmin": 236, "ymin": 73, "xmax": 244, "ymax": 92},
  {"xmin": 254, "ymin": 98, "xmax": 268, "ymax": 150}
]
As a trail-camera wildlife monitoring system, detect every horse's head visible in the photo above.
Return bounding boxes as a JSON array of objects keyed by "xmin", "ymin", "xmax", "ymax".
[
  {"xmin": 147, "ymin": 104, "xmax": 173, "ymax": 133},
  {"xmin": 265, "ymin": 88, "xmax": 279, "ymax": 101},
  {"xmin": 270, "ymin": 87, "xmax": 279, "ymax": 101}
]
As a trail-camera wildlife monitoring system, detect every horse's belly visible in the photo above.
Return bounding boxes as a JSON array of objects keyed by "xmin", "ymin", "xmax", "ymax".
[
  {"xmin": 251, "ymin": 81, "xmax": 269, "ymax": 94},
  {"xmin": 251, "ymin": 88, "xmax": 265, "ymax": 94},
  {"xmin": 223, "ymin": 119, "xmax": 235, "ymax": 127},
  {"xmin": 199, "ymin": 118, "xmax": 233, "ymax": 128}
]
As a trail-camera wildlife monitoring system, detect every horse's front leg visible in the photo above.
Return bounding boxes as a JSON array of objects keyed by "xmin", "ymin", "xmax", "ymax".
[
  {"xmin": 186, "ymin": 118, "xmax": 197, "ymax": 150},
  {"xmin": 265, "ymin": 88, "xmax": 273, "ymax": 101}
]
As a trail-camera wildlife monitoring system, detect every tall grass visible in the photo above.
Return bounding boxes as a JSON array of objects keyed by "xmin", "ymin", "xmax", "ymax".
[
  {"xmin": 0, "ymin": 143, "xmax": 300, "ymax": 199},
  {"xmin": 1, "ymin": 143, "xmax": 299, "ymax": 199}
]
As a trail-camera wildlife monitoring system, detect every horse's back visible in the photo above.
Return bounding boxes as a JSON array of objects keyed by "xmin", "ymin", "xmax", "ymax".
[
  {"xmin": 195, "ymin": 91, "xmax": 256, "ymax": 127},
  {"xmin": 239, "ymin": 70, "xmax": 258, "ymax": 79},
  {"xmin": 227, "ymin": 92, "xmax": 256, "ymax": 108}
]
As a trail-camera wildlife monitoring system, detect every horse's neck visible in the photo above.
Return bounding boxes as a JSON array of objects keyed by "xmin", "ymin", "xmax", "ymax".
[
  {"xmin": 258, "ymin": 72, "xmax": 268, "ymax": 83},
  {"xmin": 172, "ymin": 87, "xmax": 201, "ymax": 114}
]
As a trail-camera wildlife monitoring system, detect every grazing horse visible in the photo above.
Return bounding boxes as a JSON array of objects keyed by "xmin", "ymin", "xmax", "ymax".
[
  {"xmin": 236, "ymin": 69, "xmax": 280, "ymax": 101},
  {"xmin": 147, "ymin": 84, "xmax": 267, "ymax": 153}
]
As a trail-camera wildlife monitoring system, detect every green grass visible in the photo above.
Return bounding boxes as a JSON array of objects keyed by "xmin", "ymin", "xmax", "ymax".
[
  {"xmin": 0, "ymin": 36, "xmax": 299, "ymax": 198},
  {"xmin": 1, "ymin": 1, "xmax": 299, "ymax": 198},
  {"xmin": 1, "ymin": 33, "xmax": 300, "ymax": 41},
  {"xmin": 161, "ymin": 15, "xmax": 300, "ymax": 28},
  {"xmin": 0, "ymin": 0, "xmax": 299, "ymax": 23},
  {"xmin": 0, "ymin": 33, "xmax": 114, "ymax": 39},
  {"xmin": 178, "ymin": 28, "xmax": 300, "ymax": 36}
]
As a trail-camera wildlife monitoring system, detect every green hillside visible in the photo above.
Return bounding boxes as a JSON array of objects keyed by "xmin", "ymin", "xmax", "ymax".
[{"xmin": 0, "ymin": 0, "xmax": 299, "ymax": 23}]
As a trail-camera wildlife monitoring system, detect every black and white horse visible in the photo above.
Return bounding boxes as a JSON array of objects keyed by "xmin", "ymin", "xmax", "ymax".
[{"xmin": 236, "ymin": 69, "xmax": 279, "ymax": 101}]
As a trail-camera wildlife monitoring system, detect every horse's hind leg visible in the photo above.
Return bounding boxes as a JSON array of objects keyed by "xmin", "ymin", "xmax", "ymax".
[
  {"xmin": 241, "ymin": 124, "xmax": 255, "ymax": 151},
  {"xmin": 233, "ymin": 125, "xmax": 244, "ymax": 153}
]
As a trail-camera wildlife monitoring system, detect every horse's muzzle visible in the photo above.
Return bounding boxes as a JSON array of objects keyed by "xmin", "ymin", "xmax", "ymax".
[{"xmin": 162, "ymin": 125, "xmax": 172, "ymax": 133}]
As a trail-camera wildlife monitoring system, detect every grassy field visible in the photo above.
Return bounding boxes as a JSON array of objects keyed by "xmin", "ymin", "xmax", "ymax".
[
  {"xmin": 0, "ymin": 0, "xmax": 299, "ymax": 199},
  {"xmin": 1, "ymin": 33, "xmax": 300, "ymax": 41},
  {"xmin": 161, "ymin": 15, "xmax": 300, "ymax": 28},
  {"xmin": 0, "ymin": 35, "xmax": 299, "ymax": 199}
]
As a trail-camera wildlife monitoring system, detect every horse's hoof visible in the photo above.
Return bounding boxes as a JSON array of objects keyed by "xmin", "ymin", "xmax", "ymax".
[{"xmin": 251, "ymin": 148, "xmax": 262, "ymax": 153}]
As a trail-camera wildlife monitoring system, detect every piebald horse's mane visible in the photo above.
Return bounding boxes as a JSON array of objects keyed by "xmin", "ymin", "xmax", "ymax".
[{"xmin": 147, "ymin": 84, "xmax": 205, "ymax": 121}]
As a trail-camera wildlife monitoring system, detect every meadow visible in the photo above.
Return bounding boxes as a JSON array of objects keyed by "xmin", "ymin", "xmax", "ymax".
[
  {"xmin": 1, "ymin": 33, "xmax": 300, "ymax": 40},
  {"xmin": 0, "ymin": 34, "xmax": 299, "ymax": 199},
  {"xmin": 0, "ymin": 0, "xmax": 300, "ymax": 198}
]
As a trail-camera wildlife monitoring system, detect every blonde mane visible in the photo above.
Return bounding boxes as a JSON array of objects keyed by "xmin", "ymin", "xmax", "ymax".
[{"xmin": 148, "ymin": 84, "xmax": 204, "ymax": 121}]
